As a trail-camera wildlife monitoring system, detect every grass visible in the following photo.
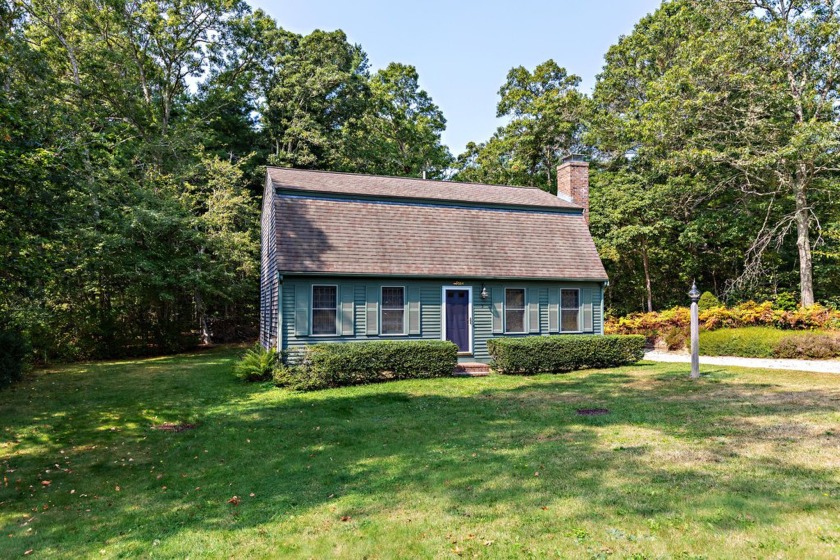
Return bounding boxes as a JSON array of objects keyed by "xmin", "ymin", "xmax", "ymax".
[
  {"xmin": 1, "ymin": 346, "xmax": 839, "ymax": 558},
  {"xmin": 699, "ymin": 326, "xmax": 806, "ymax": 358}
]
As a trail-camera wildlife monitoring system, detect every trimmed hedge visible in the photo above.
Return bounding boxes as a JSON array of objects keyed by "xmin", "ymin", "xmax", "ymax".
[
  {"xmin": 0, "ymin": 329, "xmax": 30, "ymax": 389},
  {"xmin": 698, "ymin": 327, "xmax": 790, "ymax": 358},
  {"xmin": 274, "ymin": 340, "xmax": 458, "ymax": 391},
  {"xmin": 699, "ymin": 327, "xmax": 840, "ymax": 359},
  {"xmin": 487, "ymin": 335, "xmax": 646, "ymax": 375}
]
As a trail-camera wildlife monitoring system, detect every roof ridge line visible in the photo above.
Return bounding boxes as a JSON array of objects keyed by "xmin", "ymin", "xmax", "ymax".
[{"xmin": 266, "ymin": 166, "xmax": 548, "ymax": 192}]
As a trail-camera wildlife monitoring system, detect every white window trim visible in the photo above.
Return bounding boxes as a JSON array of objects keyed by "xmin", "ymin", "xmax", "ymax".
[
  {"xmin": 379, "ymin": 285, "xmax": 407, "ymax": 336},
  {"xmin": 560, "ymin": 288, "xmax": 582, "ymax": 333},
  {"xmin": 441, "ymin": 286, "xmax": 473, "ymax": 355},
  {"xmin": 504, "ymin": 287, "xmax": 528, "ymax": 334},
  {"xmin": 310, "ymin": 284, "xmax": 339, "ymax": 337}
]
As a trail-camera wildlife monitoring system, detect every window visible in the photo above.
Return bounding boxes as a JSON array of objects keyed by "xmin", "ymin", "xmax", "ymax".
[
  {"xmin": 381, "ymin": 287, "xmax": 405, "ymax": 335},
  {"xmin": 312, "ymin": 285, "xmax": 337, "ymax": 335},
  {"xmin": 561, "ymin": 289, "xmax": 580, "ymax": 332},
  {"xmin": 505, "ymin": 288, "xmax": 526, "ymax": 333}
]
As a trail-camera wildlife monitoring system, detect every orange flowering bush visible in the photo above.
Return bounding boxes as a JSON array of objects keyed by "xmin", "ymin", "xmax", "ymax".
[{"xmin": 606, "ymin": 301, "xmax": 840, "ymax": 342}]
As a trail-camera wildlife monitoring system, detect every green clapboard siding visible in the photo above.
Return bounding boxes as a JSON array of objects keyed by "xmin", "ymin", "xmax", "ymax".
[{"xmin": 281, "ymin": 277, "xmax": 605, "ymax": 362}]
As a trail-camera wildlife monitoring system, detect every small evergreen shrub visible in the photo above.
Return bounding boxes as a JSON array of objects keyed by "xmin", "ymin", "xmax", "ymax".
[
  {"xmin": 0, "ymin": 328, "xmax": 30, "ymax": 389},
  {"xmin": 233, "ymin": 344, "xmax": 278, "ymax": 382},
  {"xmin": 486, "ymin": 335, "xmax": 645, "ymax": 375},
  {"xmin": 698, "ymin": 291, "xmax": 722, "ymax": 311},
  {"xmin": 274, "ymin": 340, "xmax": 458, "ymax": 391},
  {"xmin": 773, "ymin": 291, "xmax": 798, "ymax": 312}
]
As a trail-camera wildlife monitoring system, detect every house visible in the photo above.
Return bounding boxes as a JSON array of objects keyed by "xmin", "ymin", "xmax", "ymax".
[{"xmin": 259, "ymin": 157, "xmax": 608, "ymax": 363}]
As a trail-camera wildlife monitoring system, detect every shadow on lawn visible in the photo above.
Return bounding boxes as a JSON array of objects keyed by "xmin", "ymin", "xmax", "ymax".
[{"xmin": 2, "ymin": 356, "xmax": 839, "ymax": 556}]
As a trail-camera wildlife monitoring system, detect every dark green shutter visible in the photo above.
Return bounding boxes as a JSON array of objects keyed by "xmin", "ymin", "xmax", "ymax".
[
  {"xmin": 294, "ymin": 284, "xmax": 309, "ymax": 336},
  {"xmin": 365, "ymin": 286, "xmax": 379, "ymax": 335},
  {"xmin": 582, "ymin": 288, "xmax": 593, "ymax": 332},
  {"xmin": 340, "ymin": 284, "xmax": 354, "ymax": 336},
  {"xmin": 491, "ymin": 287, "xmax": 503, "ymax": 334},
  {"xmin": 548, "ymin": 288, "xmax": 560, "ymax": 332},
  {"xmin": 408, "ymin": 286, "xmax": 421, "ymax": 335},
  {"xmin": 528, "ymin": 289, "xmax": 540, "ymax": 333}
]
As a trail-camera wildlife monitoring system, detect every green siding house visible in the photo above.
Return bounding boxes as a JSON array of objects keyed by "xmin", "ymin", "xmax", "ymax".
[{"xmin": 259, "ymin": 159, "xmax": 608, "ymax": 363}]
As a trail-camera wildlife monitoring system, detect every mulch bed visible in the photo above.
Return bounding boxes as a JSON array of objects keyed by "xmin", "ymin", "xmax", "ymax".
[
  {"xmin": 576, "ymin": 408, "xmax": 610, "ymax": 416},
  {"xmin": 151, "ymin": 423, "xmax": 196, "ymax": 432}
]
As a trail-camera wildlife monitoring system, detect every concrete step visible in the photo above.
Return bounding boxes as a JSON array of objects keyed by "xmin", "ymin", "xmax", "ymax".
[{"xmin": 453, "ymin": 363, "xmax": 491, "ymax": 377}]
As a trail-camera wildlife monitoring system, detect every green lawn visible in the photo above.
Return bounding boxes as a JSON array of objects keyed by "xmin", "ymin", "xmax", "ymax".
[{"xmin": 2, "ymin": 347, "xmax": 839, "ymax": 559}]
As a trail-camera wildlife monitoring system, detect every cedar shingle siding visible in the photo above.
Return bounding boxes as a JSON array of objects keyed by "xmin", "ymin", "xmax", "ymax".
[{"xmin": 259, "ymin": 168, "xmax": 609, "ymax": 362}]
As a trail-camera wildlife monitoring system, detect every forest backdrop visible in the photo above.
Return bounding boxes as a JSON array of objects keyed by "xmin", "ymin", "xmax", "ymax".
[{"xmin": 3, "ymin": 0, "xmax": 840, "ymax": 361}]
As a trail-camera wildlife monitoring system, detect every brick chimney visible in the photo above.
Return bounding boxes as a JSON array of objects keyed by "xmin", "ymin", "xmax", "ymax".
[{"xmin": 557, "ymin": 155, "xmax": 589, "ymax": 223}]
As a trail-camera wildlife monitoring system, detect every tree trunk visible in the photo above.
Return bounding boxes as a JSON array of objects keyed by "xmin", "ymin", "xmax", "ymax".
[
  {"xmin": 641, "ymin": 244, "xmax": 653, "ymax": 312},
  {"xmin": 794, "ymin": 172, "xmax": 815, "ymax": 306}
]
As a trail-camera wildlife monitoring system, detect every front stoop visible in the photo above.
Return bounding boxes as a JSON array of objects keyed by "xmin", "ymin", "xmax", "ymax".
[{"xmin": 453, "ymin": 363, "xmax": 491, "ymax": 377}]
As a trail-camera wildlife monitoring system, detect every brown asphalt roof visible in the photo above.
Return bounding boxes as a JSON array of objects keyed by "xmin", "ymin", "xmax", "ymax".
[
  {"xmin": 267, "ymin": 167, "xmax": 581, "ymax": 210},
  {"xmin": 272, "ymin": 170, "xmax": 608, "ymax": 280}
]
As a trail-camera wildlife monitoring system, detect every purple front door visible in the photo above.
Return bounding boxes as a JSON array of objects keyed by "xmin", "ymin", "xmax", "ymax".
[{"xmin": 445, "ymin": 289, "xmax": 470, "ymax": 353}]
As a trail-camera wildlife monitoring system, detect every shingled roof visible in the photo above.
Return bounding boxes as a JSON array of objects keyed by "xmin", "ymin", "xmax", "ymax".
[{"xmin": 269, "ymin": 168, "xmax": 608, "ymax": 281}]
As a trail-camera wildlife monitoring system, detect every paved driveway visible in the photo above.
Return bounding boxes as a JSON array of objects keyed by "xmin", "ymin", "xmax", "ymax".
[{"xmin": 644, "ymin": 351, "xmax": 840, "ymax": 374}]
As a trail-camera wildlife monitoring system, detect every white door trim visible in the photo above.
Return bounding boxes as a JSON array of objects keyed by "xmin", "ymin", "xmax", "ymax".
[{"xmin": 441, "ymin": 286, "xmax": 473, "ymax": 355}]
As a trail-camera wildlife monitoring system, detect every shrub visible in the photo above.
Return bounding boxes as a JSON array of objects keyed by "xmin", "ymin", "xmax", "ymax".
[
  {"xmin": 773, "ymin": 291, "xmax": 798, "ymax": 312},
  {"xmin": 772, "ymin": 333, "xmax": 840, "ymax": 359},
  {"xmin": 233, "ymin": 344, "xmax": 278, "ymax": 382},
  {"xmin": 698, "ymin": 327, "xmax": 791, "ymax": 358},
  {"xmin": 486, "ymin": 335, "xmax": 646, "ymax": 375},
  {"xmin": 663, "ymin": 326, "xmax": 687, "ymax": 351},
  {"xmin": 274, "ymin": 340, "xmax": 458, "ymax": 391},
  {"xmin": 0, "ymin": 328, "xmax": 30, "ymax": 389},
  {"xmin": 698, "ymin": 291, "xmax": 721, "ymax": 311},
  {"xmin": 606, "ymin": 300, "xmax": 840, "ymax": 341}
]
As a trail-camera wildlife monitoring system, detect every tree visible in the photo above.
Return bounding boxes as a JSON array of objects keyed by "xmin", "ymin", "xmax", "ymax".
[
  {"xmin": 344, "ymin": 62, "xmax": 452, "ymax": 178},
  {"xmin": 261, "ymin": 29, "xmax": 370, "ymax": 169},
  {"xmin": 496, "ymin": 60, "xmax": 588, "ymax": 191},
  {"xmin": 454, "ymin": 60, "xmax": 587, "ymax": 191},
  {"xmin": 640, "ymin": 0, "xmax": 840, "ymax": 306}
]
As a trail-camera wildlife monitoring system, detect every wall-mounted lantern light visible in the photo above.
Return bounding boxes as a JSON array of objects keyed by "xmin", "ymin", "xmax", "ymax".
[{"xmin": 480, "ymin": 284, "xmax": 489, "ymax": 300}]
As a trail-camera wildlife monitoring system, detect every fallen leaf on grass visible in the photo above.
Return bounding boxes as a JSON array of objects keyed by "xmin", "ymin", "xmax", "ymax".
[{"xmin": 227, "ymin": 496, "xmax": 240, "ymax": 506}]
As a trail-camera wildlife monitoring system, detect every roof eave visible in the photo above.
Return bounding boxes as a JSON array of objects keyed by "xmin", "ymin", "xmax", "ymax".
[{"xmin": 277, "ymin": 271, "xmax": 609, "ymax": 282}]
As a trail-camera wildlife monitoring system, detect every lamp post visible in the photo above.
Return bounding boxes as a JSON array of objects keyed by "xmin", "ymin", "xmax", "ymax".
[{"xmin": 689, "ymin": 281, "xmax": 701, "ymax": 379}]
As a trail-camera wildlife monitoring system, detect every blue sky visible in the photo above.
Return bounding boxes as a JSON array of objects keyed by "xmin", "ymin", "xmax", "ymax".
[{"xmin": 247, "ymin": 0, "xmax": 662, "ymax": 155}]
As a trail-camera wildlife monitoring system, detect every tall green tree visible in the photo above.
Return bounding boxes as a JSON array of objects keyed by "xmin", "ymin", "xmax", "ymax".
[
  {"xmin": 262, "ymin": 29, "xmax": 370, "ymax": 169},
  {"xmin": 454, "ymin": 60, "xmax": 587, "ymax": 192},
  {"xmin": 344, "ymin": 62, "xmax": 452, "ymax": 177},
  {"xmin": 639, "ymin": 0, "xmax": 840, "ymax": 306}
]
